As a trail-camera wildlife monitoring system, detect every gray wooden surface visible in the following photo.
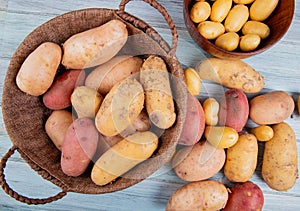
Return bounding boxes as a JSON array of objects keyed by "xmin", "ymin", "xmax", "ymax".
[{"xmin": 0, "ymin": 0, "xmax": 300, "ymax": 210}]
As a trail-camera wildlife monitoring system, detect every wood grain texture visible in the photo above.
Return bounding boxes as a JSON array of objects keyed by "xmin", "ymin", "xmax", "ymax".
[{"xmin": 0, "ymin": 0, "xmax": 300, "ymax": 210}]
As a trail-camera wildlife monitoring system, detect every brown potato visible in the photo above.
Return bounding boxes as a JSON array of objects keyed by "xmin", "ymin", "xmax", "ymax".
[
  {"xmin": 262, "ymin": 122, "xmax": 298, "ymax": 191},
  {"xmin": 85, "ymin": 56, "xmax": 143, "ymax": 95},
  {"xmin": 224, "ymin": 133, "xmax": 258, "ymax": 182},
  {"xmin": 250, "ymin": 91, "xmax": 294, "ymax": 125},
  {"xmin": 173, "ymin": 141, "xmax": 225, "ymax": 181},
  {"xmin": 166, "ymin": 180, "xmax": 228, "ymax": 211}
]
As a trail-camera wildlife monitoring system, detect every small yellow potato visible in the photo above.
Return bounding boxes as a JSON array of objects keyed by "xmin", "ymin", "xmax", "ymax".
[
  {"xmin": 62, "ymin": 20, "xmax": 128, "ymax": 69},
  {"xmin": 16, "ymin": 42, "xmax": 62, "ymax": 96},
  {"xmin": 262, "ymin": 122, "xmax": 298, "ymax": 191},
  {"xmin": 190, "ymin": 1, "xmax": 211, "ymax": 23},
  {"xmin": 233, "ymin": 0, "xmax": 255, "ymax": 3},
  {"xmin": 215, "ymin": 32, "xmax": 239, "ymax": 51},
  {"xmin": 91, "ymin": 131, "xmax": 158, "ymax": 186},
  {"xmin": 140, "ymin": 56, "xmax": 176, "ymax": 129},
  {"xmin": 71, "ymin": 86, "xmax": 103, "ymax": 118},
  {"xmin": 224, "ymin": 133, "xmax": 258, "ymax": 182},
  {"xmin": 242, "ymin": 21, "xmax": 270, "ymax": 39},
  {"xmin": 173, "ymin": 141, "xmax": 225, "ymax": 181},
  {"xmin": 184, "ymin": 67, "xmax": 201, "ymax": 96},
  {"xmin": 45, "ymin": 110, "xmax": 74, "ymax": 150},
  {"xmin": 251, "ymin": 125, "xmax": 274, "ymax": 142},
  {"xmin": 250, "ymin": 0, "xmax": 279, "ymax": 21},
  {"xmin": 203, "ymin": 98, "xmax": 219, "ymax": 126},
  {"xmin": 224, "ymin": 4, "xmax": 249, "ymax": 32},
  {"xmin": 166, "ymin": 180, "xmax": 228, "ymax": 211},
  {"xmin": 204, "ymin": 126, "xmax": 239, "ymax": 148},
  {"xmin": 210, "ymin": 0, "xmax": 232, "ymax": 22},
  {"xmin": 95, "ymin": 77, "xmax": 144, "ymax": 136},
  {"xmin": 196, "ymin": 58, "xmax": 264, "ymax": 93},
  {"xmin": 240, "ymin": 34, "xmax": 261, "ymax": 51},
  {"xmin": 197, "ymin": 21, "xmax": 225, "ymax": 40},
  {"xmin": 85, "ymin": 56, "xmax": 143, "ymax": 95}
]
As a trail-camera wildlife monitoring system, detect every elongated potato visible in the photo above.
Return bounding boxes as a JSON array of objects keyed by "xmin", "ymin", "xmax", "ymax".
[
  {"xmin": 210, "ymin": 0, "xmax": 232, "ymax": 22},
  {"xmin": 190, "ymin": 1, "xmax": 211, "ymax": 23},
  {"xmin": 61, "ymin": 118, "xmax": 99, "ymax": 177},
  {"xmin": 262, "ymin": 122, "xmax": 298, "ymax": 191},
  {"xmin": 91, "ymin": 131, "xmax": 158, "ymax": 186},
  {"xmin": 95, "ymin": 77, "xmax": 144, "ymax": 136},
  {"xmin": 184, "ymin": 67, "xmax": 201, "ymax": 96},
  {"xmin": 218, "ymin": 89, "xmax": 249, "ymax": 132},
  {"xmin": 43, "ymin": 69, "xmax": 85, "ymax": 110},
  {"xmin": 242, "ymin": 21, "xmax": 270, "ymax": 39},
  {"xmin": 16, "ymin": 42, "xmax": 62, "ymax": 96},
  {"xmin": 173, "ymin": 141, "xmax": 225, "ymax": 181},
  {"xmin": 196, "ymin": 58, "xmax": 264, "ymax": 93},
  {"xmin": 205, "ymin": 126, "xmax": 239, "ymax": 148},
  {"xmin": 224, "ymin": 4, "xmax": 249, "ymax": 32},
  {"xmin": 166, "ymin": 180, "xmax": 228, "ymax": 211},
  {"xmin": 45, "ymin": 110, "xmax": 74, "ymax": 150},
  {"xmin": 140, "ymin": 56, "xmax": 176, "ymax": 129},
  {"xmin": 250, "ymin": 91, "xmax": 294, "ymax": 125},
  {"xmin": 85, "ymin": 56, "xmax": 143, "ymax": 95},
  {"xmin": 250, "ymin": 0, "xmax": 279, "ymax": 21},
  {"xmin": 251, "ymin": 125, "xmax": 274, "ymax": 142},
  {"xmin": 62, "ymin": 20, "xmax": 128, "ymax": 69},
  {"xmin": 224, "ymin": 133, "xmax": 258, "ymax": 182},
  {"xmin": 197, "ymin": 21, "xmax": 225, "ymax": 40}
]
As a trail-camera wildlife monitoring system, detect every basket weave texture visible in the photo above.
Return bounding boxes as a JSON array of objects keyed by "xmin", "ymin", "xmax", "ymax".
[{"xmin": 1, "ymin": 0, "xmax": 186, "ymax": 204}]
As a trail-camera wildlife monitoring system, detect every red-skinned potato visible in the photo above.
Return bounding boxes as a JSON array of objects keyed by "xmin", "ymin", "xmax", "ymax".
[
  {"xmin": 43, "ymin": 70, "xmax": 85, "ymax": 110},
  {"xmin": 61, "ymin": 118, "xmax": 99, "ymax": 177},
  {"xmin": 178, "ymin": 94, "xmax": 205, "ymax": 145},
  {"xmin": 219, "ymin": 89, "xmax": 249, "ymax": 132},
  {"xmin": 223, "ymin": 181, "xmax": 264, "ymax": 211}
]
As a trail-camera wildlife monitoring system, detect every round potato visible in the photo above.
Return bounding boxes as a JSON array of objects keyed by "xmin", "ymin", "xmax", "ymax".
[{"xmin": 197, "ymin": 21, "xmax": 225, "ymax": 40}]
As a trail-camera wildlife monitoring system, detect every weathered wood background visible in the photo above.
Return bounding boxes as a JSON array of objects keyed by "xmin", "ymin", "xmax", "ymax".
[{"xmin": 0, "ymin": 0, "xmax": 299, "ymax": 210}]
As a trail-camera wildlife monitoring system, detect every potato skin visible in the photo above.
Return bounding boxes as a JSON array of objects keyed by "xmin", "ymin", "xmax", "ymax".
[
  {"xmin": 85, "ymin": 56, "xmax": 143, "ymax": 95},
  {"xmin": 16, "ymin": 42, "xmax": 62, "ymax": 96},
  {"xmin": 250, "ymin": 91, "xmax": 294, "ymax": 125},
  {"xmin": 91, "ymin": 131, "xmax": 158, "ymax": 186},
  {"xmin": 95, "ymin": 78, "xmax": 144, "ymax": 136},
  {"xmin": 61, "ymin": 118, "xmax": 99, "ymax": 177},
  {"xmin": 62, "ymin": 20, "xmax": 128, "ymax": 69},
  {"xmin": 262, "ymin": 122, "xmax": 298, "ymax": 191},
  {"xmin": 45, "ymin": 110, "xmax": 74, "ymax": 150},
  {"xmin": 196, "ymin": 58, "xmax": 264, "ymax": 93},
  {"xmin": 218, "ymin": 89, "xmax": 249, "ymax": 132},
  {"xmin": 178, "ymin": 94, "xmax": 205, "ymax": 146},
  {"xmin": 173, "ymin": 141, "xmax": 225, "ymax": 181},
  {"xmin": 140, "ymin": 56, "xmax": 176, "ymax": 129},
  {"xmin": 224, "ymin": 133, "xmax": 258, "ymax": 182},
  {"xmin": 223, "ymin": 181, "xmax": 264, "ymax": 211},
  {"xmin": 166, "ymin": 180, "xmax": 228, "ymax": 211},
  {"xmin": 43, "ymin": 69, "xmax": 85, "ymax": 110}
]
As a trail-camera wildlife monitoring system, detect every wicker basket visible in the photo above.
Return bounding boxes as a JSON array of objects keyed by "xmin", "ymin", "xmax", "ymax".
[{"xmin": 0, "ymin": 0, "xmax": 186, "ymax": 205}]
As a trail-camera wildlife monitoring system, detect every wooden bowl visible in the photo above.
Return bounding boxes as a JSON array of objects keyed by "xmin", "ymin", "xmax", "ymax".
[{"xmin": 183, "ymin": 0, "xmax": 295, "ymax": 59}]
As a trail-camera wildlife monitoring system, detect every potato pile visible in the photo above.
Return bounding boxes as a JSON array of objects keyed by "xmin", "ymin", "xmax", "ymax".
[
  {"xmin": 189, "ymin": 0, "xmax": 278, "ymax": 52},
  {"xmin": 16, "ymin": 19, "xmax": 177, "ymax": 186},
  {"xmin": 167, "ymin": 57, "xmax": 298, "ymax": 210}
]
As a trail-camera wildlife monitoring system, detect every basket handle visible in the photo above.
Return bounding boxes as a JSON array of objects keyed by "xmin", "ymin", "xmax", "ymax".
[
  {"xmin": 118, "ymin": 0, "xmax": 178, "ymax": 57},
  {"xmin": 0, "ymin": 146, "xmax": 67, "ymax": 205}
]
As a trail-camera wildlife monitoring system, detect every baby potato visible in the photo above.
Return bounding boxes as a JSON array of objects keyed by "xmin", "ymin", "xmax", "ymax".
[
  {"xmin": 197, "ymin": 21, "xmax": 225, "ymax": 40},
  {"xmin": 205, "ymin": 126, "xmax": 239, "ymax": 148},
  {"xmin": 240, "ymin": 34, "xmax": 261, "ymax": 52},
  {"xmin": 16, "ymin": 42, "xmax": 62, "ymax": 96},
  {"xmin": 250, "ymin": 0, "xmax": 279, "ymax": 21},
  {"xmin": 190, "ymin": 1, "xmax": 211, "ymax": 23},
  {"xmin": 71, "ymin": 86, "xmax": 103, "ymax": 118},
  {"xmin": 242, "ymin": 21, "xmax": 270, "ymax": 39},
  {"xmin": 224, "ymin": 5, "xmax": 249, "ymax": 32},
  {"xmin": 215, "ymin": 32, "xmax": 239, "ymax": 51},
  {"xmin": 251, "ymin": 125, "xmax": 274, "ymax": 142},
  {"xmin": 210, "ymin": 0, "xmax": 232, "ymax": 22},
  {"xmin": 166, "ymin": 180, "xmax": 228, "ymax": 211},
  {"xmin": 262, "ymin": 122, "xmax": 298, "ymax": 191},
  {"xmin": 203, "ymin": 98, "xmax": 219, "ymax": 126},
  {"xmin": 173, "ymin": 141, "xmax": 225, "ymax": 181},
  {"xmin": 184, "ymin": 67, "xmax": 201, "ymax": 96},
  {"xmin": 224, "ymin": 133, "xmax": 258, "ymax": 182}
]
